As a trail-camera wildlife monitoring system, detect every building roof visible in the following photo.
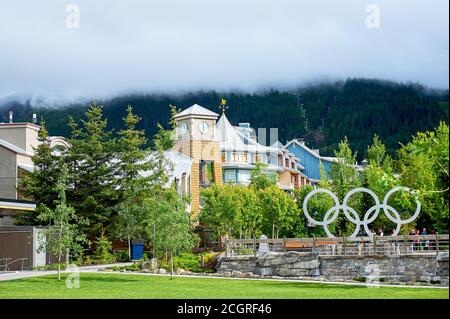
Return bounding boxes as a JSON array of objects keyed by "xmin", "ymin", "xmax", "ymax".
[
  {"xmin": 285, "ymin": 139, "xmax": 338, "ymax": 163},
  {"xmin": 0, "ymin": 122, "xmax": 41, "ymax": 130},
  {"xmin": 216, "ymin": 113, "xmax": 249, "ymax": 151},
  {"xmin": 216, "ymin": 113, "xmax": 277, "ymax": 153},
  {"xmin": 139, "ymin": 150, "xmax": 193, "ymax": 188},
  {"xmin": 163, "ymin": 150, "xmax": 193, "ymax": 184},
  {"xmin": 0, "ymin": 138, "xmax": 32, "ymax": 156},
  {"xmin": 0, "ymin": 198, "xmax": 36, "ymax": 211},
  {"xmin": 18, "ymin": 163, "xmax": 34, "ymax": 173},
  {"xmin": 173, "ymin": 104, "xmax": 219, "ymax": 120}
]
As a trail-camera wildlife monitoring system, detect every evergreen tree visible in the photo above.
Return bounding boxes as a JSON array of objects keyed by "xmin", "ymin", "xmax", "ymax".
[
  {"xmin": 64, "ymin": 102, "xmax": 118, "ymax": 236},
  {"xmin": 16, "ymin": 121, "xmax": 63, "ymax": 225},
  {"xmin": 152, "ymin": 104, "xmax": 179, "ymax": 151},
  {"xmin": 112, "ymin": 106, "xmax": 163, "ymax": 259},
  {"xmin": 92, "ymin": 232, "xmax": 115, "ymax": 264}
]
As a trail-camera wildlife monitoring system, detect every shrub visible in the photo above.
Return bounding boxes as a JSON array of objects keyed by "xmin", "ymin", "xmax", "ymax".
[
  {"xmin": 157, "ymin": 252, "xmax": 219, "ymax": 273},
  {"xmin": 92, "ymin": 233, "xmax": 116, "ymax": 264},
  {"xmin": 174, "ymin": 253, "xmax": 202, "ymax": 272},
  {"xmin": 203, "ymin": 252, "xmax": 221, "ymax": 269},
  {"xmin": 33, "ymin": 263, "xmax": 67, "ymax": 271},
  {"xmin": 113, "ymin": 250, "xmax": 129, "ymax": 262},
  {"xmin": 108, "ymin": 263, "xmax": 141, "ymax": 272},
  {"xmin": 353, "ymin": 277, "xmax": 366, "ymax": 282}
]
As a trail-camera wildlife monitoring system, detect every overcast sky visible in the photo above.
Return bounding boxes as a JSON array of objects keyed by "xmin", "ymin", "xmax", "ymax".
[{"xmin": 0, "ymin": 0, "xmax": 448, "ymax": 105}]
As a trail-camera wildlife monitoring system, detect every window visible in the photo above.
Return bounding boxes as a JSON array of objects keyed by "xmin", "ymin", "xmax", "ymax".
[
  {"xmin": 221, "ymin": 151, "xmax": 226, "ymax": 162},
  {"xmin": 199, "ymin": 160, "xmax": 213, "ymax": 187},
  {"xmin": 254, "ymin": 153, "xmax": 263, "ymax": 163},
  {"xmin": 224, "ymin": 170, "xmax": 237, "ymax": 183},
  {"xmin": 238, "ymin": 170, "xmax": 250, "ymax": 183},
  {"xmin": 242, "ymin": 152, "xmax": 248, "ymax": 162},
  {"xmin": 232, "ymin": 152, "xmax": 239, "ymax": 162}
]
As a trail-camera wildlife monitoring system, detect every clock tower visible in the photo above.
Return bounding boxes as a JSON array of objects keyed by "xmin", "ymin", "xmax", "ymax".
[{"xmin": 173, "ymin": 104, "xmax": 223, "ymax": 215}]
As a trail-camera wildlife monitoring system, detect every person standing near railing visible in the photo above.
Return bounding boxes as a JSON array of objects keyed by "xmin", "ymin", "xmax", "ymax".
[
  {"xmin": 414, "ymin": 230, "xmax": 421, "ymax": 251},
  {"xmin": 410, "ymin": 229, "xmax": 418, "ymax": 251},
  {"xmin": 420, "ymin": 228, "xmax": 429, "ymax": 250},
  {"xmin": 390, "ymin": 229, "xmax": 399, "ymax": 255}
]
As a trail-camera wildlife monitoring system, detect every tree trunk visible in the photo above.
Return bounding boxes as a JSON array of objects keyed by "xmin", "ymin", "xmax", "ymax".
[
  {"xmin": 152, "ymin": 224, "xmax": 156, "ymax": 258},
  {"xmin": 272, "ymin": 223, "xmax": 275, "ymax": 239},
  {"xmin": 170, "ymin": 251, "xmax": 174, "ymax": 279},
  {"xmin": 128, "ymin": 237, "xmax": 131, "ymax": 261},
  {"xmin": 57, "ymin": 253, "xmax": 62, "ymax": 281}
]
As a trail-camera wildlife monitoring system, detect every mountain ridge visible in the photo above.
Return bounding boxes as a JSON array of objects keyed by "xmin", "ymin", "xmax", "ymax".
[{"xmin": 1, "ymin": 78, "xmax": 448, "ymax": 160}]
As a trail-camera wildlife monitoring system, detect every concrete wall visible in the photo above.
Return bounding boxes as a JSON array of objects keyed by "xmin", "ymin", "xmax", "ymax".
[
  {"xmin": 217, "ymin": 251, "xmax": 449, "ymax": 285},
  {"xmin": 0, "ymin": 124, "xmax": 39, "ymax": 153},
  {"xmin": 0, "ymin": 146, "xmax": 17, "ymax": 199}
]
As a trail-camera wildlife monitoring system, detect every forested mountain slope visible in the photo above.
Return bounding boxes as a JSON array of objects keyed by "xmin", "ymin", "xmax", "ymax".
[{"xmin": 1, "ymin": 78, "xmax": 447, "ymax": 159}]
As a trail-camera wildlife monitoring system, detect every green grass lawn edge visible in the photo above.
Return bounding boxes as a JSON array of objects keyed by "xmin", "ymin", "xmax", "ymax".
[{"xmin": 0, "ymin": 273, "xmax": 448, "ymax": 299}]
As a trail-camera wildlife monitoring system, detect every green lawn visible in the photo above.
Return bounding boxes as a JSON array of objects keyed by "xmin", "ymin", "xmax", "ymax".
[{"xmin": 0, "ymin": 273, "xmax": 448, "ymax": 299}]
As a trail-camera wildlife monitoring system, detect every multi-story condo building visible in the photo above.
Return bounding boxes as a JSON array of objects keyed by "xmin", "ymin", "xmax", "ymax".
[
  {"xmin": 171, "ymin": 104, "xmax": 310, "ymax": 214},
  {"xmin": 0, "ymin": 119, "xmax": 68, "ymax": 225},
  {"xmin": 285, "ymin": 138, "xmax": 338, "ymax": 183}
]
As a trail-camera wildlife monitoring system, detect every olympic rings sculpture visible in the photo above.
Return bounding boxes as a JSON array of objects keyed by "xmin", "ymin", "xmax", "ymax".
[{"xmin": 302, "ymin": 187, "xmax": 421, "ymax": 238}]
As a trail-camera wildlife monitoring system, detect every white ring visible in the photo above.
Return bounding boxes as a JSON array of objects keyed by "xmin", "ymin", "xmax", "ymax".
[{"xmin": 303, "ymin": 187, "xmax": 421, "ymax": 238}]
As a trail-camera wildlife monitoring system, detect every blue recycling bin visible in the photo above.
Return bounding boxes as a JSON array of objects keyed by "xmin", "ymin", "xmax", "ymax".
[{"xmin": 131, "ymin": 241, "xmax": 143, "ymax": 260}]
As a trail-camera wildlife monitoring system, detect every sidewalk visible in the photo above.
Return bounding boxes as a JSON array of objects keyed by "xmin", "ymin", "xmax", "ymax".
[{"xmin": 0, "ymin": 262, "xmax": 133, "ymax": 281}]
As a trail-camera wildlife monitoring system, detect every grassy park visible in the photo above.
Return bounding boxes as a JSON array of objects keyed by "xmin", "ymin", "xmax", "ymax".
[{"xmin": 0, "ymin": 273, "xmax": 448, "ymax": 299}]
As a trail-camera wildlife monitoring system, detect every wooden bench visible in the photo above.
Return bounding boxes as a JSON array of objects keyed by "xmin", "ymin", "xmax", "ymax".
[
  {"xmin": 284, "ymin": 241, "xmax": 339, "ymax": 249},
  {"xmin": 285, "ymin": 242, "xmax": 309, "ymax": 249}
]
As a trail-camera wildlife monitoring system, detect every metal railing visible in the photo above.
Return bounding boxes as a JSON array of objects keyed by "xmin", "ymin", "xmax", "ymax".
[
  {"xmin": 0, "ymin": 258, "xmax": 29, "ymax": 271},
  {"xmin": 225, "ymin": 234, "xmax": 449, "ymax": 257}
]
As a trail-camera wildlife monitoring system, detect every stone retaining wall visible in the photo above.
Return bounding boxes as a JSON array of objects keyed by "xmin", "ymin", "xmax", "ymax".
[{"xmin": 216, "ymin": 251, "xmax": 449, "ymax": 286}]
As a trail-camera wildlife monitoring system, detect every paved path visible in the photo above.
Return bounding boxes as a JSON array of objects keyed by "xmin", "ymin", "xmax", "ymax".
[{"xmin": 0, "ymin": 262, "xmax": 133, "ymax": 281}]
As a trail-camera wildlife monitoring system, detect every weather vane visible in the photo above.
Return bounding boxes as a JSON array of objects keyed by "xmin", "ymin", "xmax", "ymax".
[{"xmin": 219, "ymin": 98, "xmax": 228, "ymax": 114}]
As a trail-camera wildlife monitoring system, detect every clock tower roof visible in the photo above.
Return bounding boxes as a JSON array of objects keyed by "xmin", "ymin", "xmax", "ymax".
[{"xmin": 173, "ymin": 104, "xmax": 219, "ymax": 120}]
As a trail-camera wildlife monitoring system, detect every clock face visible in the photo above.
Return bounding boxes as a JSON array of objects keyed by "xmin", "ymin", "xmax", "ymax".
[
  {"xmin": 198, "ymin": 121, "xmax": 209, "ymax": 134},
  {"xmin": 180, "ymin": 122, "xmax": 188, "ymax": 134}
]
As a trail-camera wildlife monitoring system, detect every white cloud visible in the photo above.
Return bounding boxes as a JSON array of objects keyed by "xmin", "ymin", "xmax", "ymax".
[{"xmin": 0, "ymin": 0, "xmax": 448, "ymax": 104}]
